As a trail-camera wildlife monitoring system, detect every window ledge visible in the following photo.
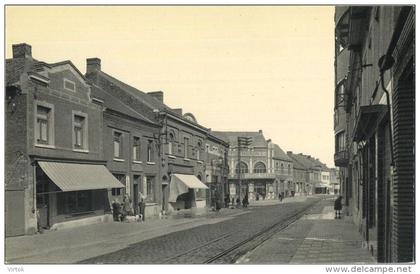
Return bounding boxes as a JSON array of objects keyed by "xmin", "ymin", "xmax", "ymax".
[
  {"xmin": 168, "ymin": 155, "xmax": 176, "ymax": 159},
  {"xmin": 35, "ymin": 144, "xmax": 56, "ymax": 149},
  {"xmin": 183, "ymin": 158, "xmax": 190, "ymax": 162},
  {"xmin": 73, "ymin": 149, "xmax": 89, "ymax": 153},
  {"xmin": 146, "ymin": 162, "xmax": 156, "ymax": 165},
  {"xmin": 113, "ymin": 158, "xmax": 125, "ymax": 162},
  {"xmin": 133, "ymin": 160, "xmax": 143, "ymax": 164},
  {"xmin": 197, "ymin": 160, "xmax": 203, "ymax": 164}
]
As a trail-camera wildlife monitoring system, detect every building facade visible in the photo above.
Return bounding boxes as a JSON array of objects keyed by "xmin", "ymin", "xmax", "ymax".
[
  {"xmin": 334, "ymin": 6, "xmax": 414, "ymax": 262},
  {"xmin": 5, "ymin": 44, "xmax": 124, "ymax": 236},
  {"xmin": 85, "ymin": 58, "xmax": 229, "ymax": 215}
]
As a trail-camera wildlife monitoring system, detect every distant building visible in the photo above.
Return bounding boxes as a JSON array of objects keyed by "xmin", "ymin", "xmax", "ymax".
[
  {"xmin": 334, "ymin": 6, "xmax": 414, "ymax": 262},
  {"xmin": 272, "ymin": 144, "xmax": 295, "ymax": 197},
  {"xmin": 213, "ymin": 130, "xmax": 286, "ymax": 200}
]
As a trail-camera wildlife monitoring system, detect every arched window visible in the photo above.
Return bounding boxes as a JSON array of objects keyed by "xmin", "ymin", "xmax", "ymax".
[
  {"xmin": 235, "ymin": 161, "xmax": 248, "ymax": 174},
  {"xmin": 254, "ymin": 162, "xmax": 267, "ymax": 173},
  {"xmin": 168, "ymin": 132, "xmax": 174, "ymax": 155}
]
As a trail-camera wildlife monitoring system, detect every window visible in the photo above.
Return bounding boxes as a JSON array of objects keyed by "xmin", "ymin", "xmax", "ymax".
[
  {"xmin": 112, "ymin": 174, "xmax": 125, "ymax": 196},
  {"xmin": 281, "ymin": 163, "xmax": 284, "ymax": 174},
  {"xmin": 254, "ymin": 162, "xmax": 267, "ymax": 173},
  {"xmin": 57, "ymin": 190, "xmax": 93, "ymax": 214},
  {"xmin": 168, "ymin": 133, "xmax": 174, "ymax": 155},
  {"xmin": 184, "ymin": 137, "xmax": 189, "ymax": 159},
  {"xmin": 336, "ymin": 131, "xmax": 346, "ymax": 152},
  {"xmin": 73, "ymin": 113, "xmax": 87, "ymax": 150},
  {"xmin": 113, "ymin": 131, "xmax": 122, "ymax": 158},
  {"xmin": 147, "ymin": 140, "xmax": 154, "ymax": 162},
  {"xmin": 36, "ymin": 104, "xmax": 53, "ymax": 145},
  {"xmin": 235, "ymin": 161, "xmax": 248, "ymax": 174},
  {"xmin": 197, "ymin": 141, "xmax": 202, "ymax": 160},
  {"xmin": 64, "ymin": 79, "xmax": 76, "ymax": 92},
  {"xmin": 335, "ymin": 82, "xmax": 346, "ymax": 108},
  {"xmin": 146, "ymin": 176, "xmax": 154, "ymax": 201},
  {"xmin": 133, "ymin": 136, "xmax": 141, "ymax": 161},
  {"xmin": 288, "ymin": 164, "xmax": 291, "ymax": 175}
]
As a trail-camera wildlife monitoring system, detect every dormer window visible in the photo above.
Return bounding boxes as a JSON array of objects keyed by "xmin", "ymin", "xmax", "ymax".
[{"xmin": 64, "ymin": 79, "xmax": 76, "ymax": 92}]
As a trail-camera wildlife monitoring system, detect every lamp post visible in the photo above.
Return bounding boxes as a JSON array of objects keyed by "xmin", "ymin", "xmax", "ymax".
[{"xmin": 237, "ymin": 136, "xmax": 252, "ymax": 203}]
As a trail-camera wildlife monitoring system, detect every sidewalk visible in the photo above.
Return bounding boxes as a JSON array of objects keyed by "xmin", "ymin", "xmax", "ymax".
[
  {"xmin": 238, "ymin": 199, "xmax": 375, "ymax": 264},
  {"xmin": 5, "ymin": 207, "xmax": 249, "ymax": 264}
]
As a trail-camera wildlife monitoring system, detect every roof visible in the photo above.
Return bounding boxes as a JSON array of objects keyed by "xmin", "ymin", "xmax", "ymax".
[
  {"xmin": 90, "ymin": 70, "xmax": 207, "ymax": 130},
  {"xmin": 211, "ymin": 131, "xmax": 268, "ymax": 147},
  {"xmin": 90, "ymin": 85, "xmax": 157, "ymax": 125},
  {"xmin": 273, "ymin": 144, "xmax": 292, "ymax": 162},
  {"xmin": 288, "ymin": 153, "xmax": 329, "ymax": 171}
]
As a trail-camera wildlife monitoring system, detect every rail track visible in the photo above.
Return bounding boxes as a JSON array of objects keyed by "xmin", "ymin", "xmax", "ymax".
[{"xmin": 163, "ymin": 197, "xmax": 323, "ymax": 264}]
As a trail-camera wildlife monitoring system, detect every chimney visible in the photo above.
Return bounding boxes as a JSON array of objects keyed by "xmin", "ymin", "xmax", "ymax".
[
  {"xmin": 12, "ymin": 43, "xmax": 32, "ymax": 59},
  {"xmin": 86, "ymin": 58, "xmax": 101, "ymax": 74},
  {"xmin": 147, "ymin": 91, "xmax": 164, "ymax": 103},
  {"xmin": 287, "ymin": 151, "xmax": 293, "ymax": 155},
  {"xmin": 258, "ymin": 129, "xmax": 263, "ymax": 134},
  {"xmin": 173, "ymin": 108, "xmax": 182, "ymax": 116}
]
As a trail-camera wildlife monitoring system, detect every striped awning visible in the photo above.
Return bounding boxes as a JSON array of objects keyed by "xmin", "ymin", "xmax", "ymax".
[
  {"xmin": 169, "ymin": 174, "xmax": 208, "ymax": 203},
  {"xmin": 38, "ymin": 161, "xmax": 125, "ymax": 192}
]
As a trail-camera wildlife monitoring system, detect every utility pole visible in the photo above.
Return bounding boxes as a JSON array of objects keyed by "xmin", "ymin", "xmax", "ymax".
[{"xmin": 237, "ymin": 136, "xmax": 253, "ymax": 204}]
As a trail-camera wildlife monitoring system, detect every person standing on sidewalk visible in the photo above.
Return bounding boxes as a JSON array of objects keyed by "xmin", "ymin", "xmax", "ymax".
[
  {"xmin": 138, "ymin": 191, "xmax": 146, "ymax": 221},
  {"xmin": 334, "ymin": 196, "xmax": 343, "ymax": 219}
]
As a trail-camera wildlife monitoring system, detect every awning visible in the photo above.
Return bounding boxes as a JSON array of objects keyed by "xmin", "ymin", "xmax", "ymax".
[
  {"xmin": 169, "ymin": 174, "xmax": 208, "ymax": 203},
  {"xmin": 38, "ymin": 161, "xmax": 125, "ymax": 192},
  {"xmin": 315, "ymin": 182, "xmax": 329, "ymax": 188},
  {"xmin": 353, "ymin": 105, "xmax": 388, "ymax": 142}
]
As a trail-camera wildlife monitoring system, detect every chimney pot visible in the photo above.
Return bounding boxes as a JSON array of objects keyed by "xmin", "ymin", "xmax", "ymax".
[
  {"xmin": 258, "ymin": 129, "xmax": 263, "ymax": 134},
  {"xmin": 287, "ymin": 151, "xmax": 292, "ymax": 154},
  {"xmin": 173, "ymin": 108, "xmax": 183, "ymax": 116},
  {"xmin": 86, "ymin": 58, "xmax": 101, "ymax": 74},
  {"xmin": 12, "ymin": 43, "xmax": 32, "ymax": 59}
]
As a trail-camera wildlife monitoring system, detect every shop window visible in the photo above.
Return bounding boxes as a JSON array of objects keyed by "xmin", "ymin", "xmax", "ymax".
[
  {"xmin": 73, "ymin": 112, "xmax": 88, "ymax": 150},
  {"xmin": 113, "ymin": 131, "xmax": 123, "ymax": 159},
  {"xmin": 112, "ymin": 174, "xmax": 125, "ymax": 196},
  {"xmin": 35, "ymin": 103, "xmax": 54, "ymax": 145},
  {"xmin": 57, "ymin": 190, "xmax": 93, "ymax": 215},
  {"xmin": 133, "ymin": 136, "xmax": 141, "ymax": 161}
]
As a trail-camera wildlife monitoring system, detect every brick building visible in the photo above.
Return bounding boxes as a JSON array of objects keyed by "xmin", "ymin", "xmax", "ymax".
[
  {"xmin": 272, "ymin": 144, "xmax": 295, "ymax": 197},
  {"xmin": 85, "ymin": 58, "xmax": 228, "ymax": 215},
  {"xmin": 334, "ymin": 6, "xmax": 414, "ymax": 262},
  {"xmin": 5, "ymin": 44, "xmax": 124, "ymax": 236}
]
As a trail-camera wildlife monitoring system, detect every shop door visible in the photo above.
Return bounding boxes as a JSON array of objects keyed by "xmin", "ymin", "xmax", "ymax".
[{"xmin": 133, "ymin": 184, "xmax": 139, "ymax": 215}]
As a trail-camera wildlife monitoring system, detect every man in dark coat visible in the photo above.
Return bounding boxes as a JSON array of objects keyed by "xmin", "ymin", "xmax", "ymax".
[{"xmin": 334, "ymin": 196, "xmax": 343, "ymax": 219}]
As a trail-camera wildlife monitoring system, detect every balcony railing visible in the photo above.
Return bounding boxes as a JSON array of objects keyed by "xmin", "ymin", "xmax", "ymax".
[{"xmin": 334, "ymin": 150, "xmax": 349, "ymax": 167}]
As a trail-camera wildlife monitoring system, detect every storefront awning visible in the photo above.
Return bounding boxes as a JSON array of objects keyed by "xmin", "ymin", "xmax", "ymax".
[
  {"xmin": 38, "ymin": 161, "xmax": 125, "ymax": 192},
  {"xmin": 353, "ymin": 105, "xmax": 388, "ymax": 142},
  {"xmin": 169, "ymin": 174, "xmax": 208, "ymax": 203}
]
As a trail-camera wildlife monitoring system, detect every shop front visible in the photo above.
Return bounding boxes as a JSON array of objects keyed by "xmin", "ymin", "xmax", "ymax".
[
  {"xmin": 168, "ymin": 174, "xmax": 208, "ymax": 212},
  {"xmin": 35, "ymin": 161, "xmax": 125, "ymax": 230}
]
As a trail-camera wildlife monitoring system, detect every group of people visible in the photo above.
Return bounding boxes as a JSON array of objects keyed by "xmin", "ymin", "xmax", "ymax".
[
  {"xmin": 223, "ymin": 194, "xmax": 249, "ymax": 208},
  {"xmin": 111, "ymin": 192, "xmax": 146, "ymax": 222}
]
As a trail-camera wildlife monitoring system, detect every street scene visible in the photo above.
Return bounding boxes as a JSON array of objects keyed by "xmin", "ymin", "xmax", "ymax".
[{"xmin": 4, "ymin": 5, "xmax": 415, "ymax": 266}]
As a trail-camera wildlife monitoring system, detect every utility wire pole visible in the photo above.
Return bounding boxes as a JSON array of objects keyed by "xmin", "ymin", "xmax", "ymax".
[{"xmin": 237, "ymin": 136, "xmax": 253, "ymax": 205}]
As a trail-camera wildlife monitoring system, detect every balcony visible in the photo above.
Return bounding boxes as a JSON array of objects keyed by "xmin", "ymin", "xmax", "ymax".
[
  {"xmin": 334, "ymin": 150, "xmax": 349, "ymax": 167},
  {"xmin": 228, "ymin": 172, "xmax": 276, "ymax": 180}
]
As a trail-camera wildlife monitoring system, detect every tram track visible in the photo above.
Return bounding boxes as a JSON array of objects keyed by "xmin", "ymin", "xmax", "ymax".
[{"xmin": 162, "ymin": 197, "xmax": 322, "ymax": 264}]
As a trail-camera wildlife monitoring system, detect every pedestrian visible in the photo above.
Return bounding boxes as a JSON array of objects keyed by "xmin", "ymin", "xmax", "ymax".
[
  {"xmin": 224, "ymin": 194, "xmax": 230, "ymax": 208},
  {"xmin": 236, "ymin": 196, "xmax": 241, "ymax": 208},
  {"xmin": 123, "ymin": 194, "xmax": 132, "ymax": 216},
  {"xmin": 334, "ymin": 196, "xmax": 343, "ymax": 219},
  {"xmin": 111, "ymin": 199, "xmax": 120, "ymax": 222},
  {"xmin": 242, "ymin": 194, "xmax": 249, "ymax": 208},
  {"xmin": 231, "ymin": 197, "xmax": 235, "ymax": 208},
  {"xmin": 256, "ymin": 192, "xmax": 260, "ymax": 201},
  {"xmin": 138, "ymin": 191, "xmax": 146, "ymax": 221},
  {"xmin": 278, "ymin": 193, "xmax": 283, "ymax": 202}
]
